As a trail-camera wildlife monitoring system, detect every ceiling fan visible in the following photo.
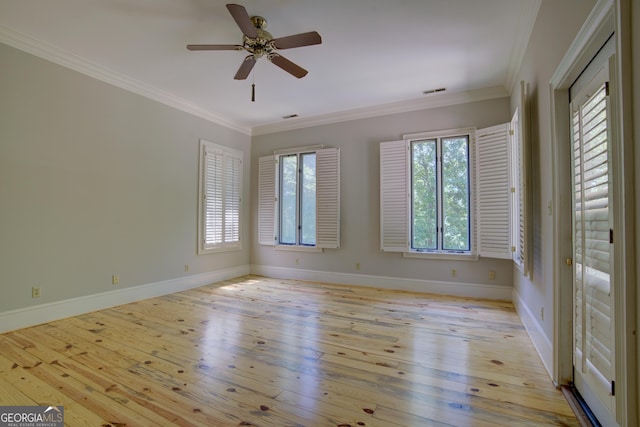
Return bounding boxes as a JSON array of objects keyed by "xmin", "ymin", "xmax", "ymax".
[{"xmin": 187, "ymin": 3, "xmax": 322, "ymax": 80}]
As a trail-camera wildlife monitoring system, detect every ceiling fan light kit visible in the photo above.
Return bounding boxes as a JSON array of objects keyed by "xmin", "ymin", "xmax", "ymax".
[{"xmin": 187, "ymin": 3, "xmax": 322, "ymax": 101}]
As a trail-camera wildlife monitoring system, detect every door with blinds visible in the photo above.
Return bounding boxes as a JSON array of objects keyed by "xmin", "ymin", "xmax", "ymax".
[{"xmin": 569, "ymin": 38, "xmax": 615, "ymax": 423}]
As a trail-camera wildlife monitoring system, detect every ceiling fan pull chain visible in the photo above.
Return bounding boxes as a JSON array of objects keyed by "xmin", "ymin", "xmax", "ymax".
[{"xmin": 251, "ymin": 67, "xmax": 256, "ymax": 102}]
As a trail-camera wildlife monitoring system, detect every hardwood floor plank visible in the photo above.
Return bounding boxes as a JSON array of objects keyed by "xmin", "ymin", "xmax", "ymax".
[
  {"xmin": 0, "ymin": 275, "xmax": 578, "ymax": 426},
  {"xmin": 0, "ymin": 354, "xmax": 106, "ymax": 426}
]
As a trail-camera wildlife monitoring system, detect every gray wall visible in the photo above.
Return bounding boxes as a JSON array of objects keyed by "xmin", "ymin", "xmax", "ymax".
[
  {"xmin": 251, "ymin": 97, "xmax": 514, "ymax": 289},
  {"xmin": 509, "ymin": 0, "xmax": 597, "ymax": 346},
  {"xmin": 0, "ymin": 43, "xmax": 251, "ymax": 313}
]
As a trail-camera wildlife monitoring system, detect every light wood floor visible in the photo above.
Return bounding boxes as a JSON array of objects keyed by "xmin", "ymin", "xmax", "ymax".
[{"xmin": 0, "ymin": 275, "xmax": 578, "ymax": 426}]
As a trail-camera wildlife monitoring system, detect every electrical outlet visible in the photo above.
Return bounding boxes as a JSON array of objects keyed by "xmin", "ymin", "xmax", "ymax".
[
  {"xmin": 184, "ymin": 264, "xmax": 190, "ymax": 273},
  {"xmin": 112, "ymin": 274, "xmax": 120, "ymax": 285},
  {"xmin": 356, "ymin": 262, "xmax": 361, "ymax": 270},
  {"xmin": 488, "ymin": 271, "xmax": 496, "ymax": 280},
  {"xmin": 540, "ymin": 307, "xmax": 544, "ymax": 321},
  {"xmin": 32, "ymin": 287, "xmax": 41, "ymax": 298},
  {"xmin": 295, "ymin": 258, "xmax": 299, "ymax": 265},
  {"xmin": 451, "ymin": 269, "xmax": 457, "ymax": 277}
]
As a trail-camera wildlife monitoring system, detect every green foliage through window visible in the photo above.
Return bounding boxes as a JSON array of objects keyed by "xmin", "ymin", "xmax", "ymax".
[
  {"xmin": 411, "ymin": 135, "xmax": 470, "ymax": 252},
  {"xmin": 279, "ymin": 152, "xmax": 316, "ymax": 246}
]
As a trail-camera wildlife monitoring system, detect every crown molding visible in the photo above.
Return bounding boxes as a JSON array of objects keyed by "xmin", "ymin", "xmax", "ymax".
[
  {"xmin": 251, "ymin": 85, "xmax": 509, "ymax": 136},
  {"xmin": 1, "ymin": 25, "xmax": 511, "ymax": 138},
  {"xmin": 0, "ymin": 25, "xmax": 252, "ymax": 135}
]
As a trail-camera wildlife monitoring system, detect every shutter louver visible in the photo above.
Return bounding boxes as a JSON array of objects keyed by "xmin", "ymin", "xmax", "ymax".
[
  {"xmin": 224, "ymin": 155, "xmax": 241, "ymax": 244},
  {"xmin": 476, "ymin": 124, "xmax": 511, "ymax": 259},
  {"xmin": 316, "ymin": 148, "xmax": 340, "ymax": 248},
  {"xmin": 258, "ymin": 155, "xmax": 276, "ymax": 245},
  {"xmin": 380, "ymin": 140, "xmax": 409, "ymax": 252},
  {"xmin": 204, "ymin": 151, "xmax": 224, "ymax": 246}
]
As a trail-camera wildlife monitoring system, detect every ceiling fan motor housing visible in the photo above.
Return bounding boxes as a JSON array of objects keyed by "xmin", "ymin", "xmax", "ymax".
[{"xmin": 244, "ymin": 16, "xmax": 274, "ymax": 58}]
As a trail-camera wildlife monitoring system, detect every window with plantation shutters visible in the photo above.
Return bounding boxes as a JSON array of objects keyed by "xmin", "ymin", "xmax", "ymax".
[
  {"xmin": 258, "ymin": 147, "xmax": 340, "ymax": 249},
  {"xmin": 380, "ymin": 126, "xmax": 519, "ymax": 260},
  {"xmin": 380, "ymin": 128, "xmax": 476, "ymax": 257},
  {"xmin": 198, "ymin": 140, "xmax": 242, "ymax": 254}
]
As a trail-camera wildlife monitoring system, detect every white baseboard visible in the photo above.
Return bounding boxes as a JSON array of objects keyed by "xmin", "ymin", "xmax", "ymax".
[
  {"xmin": 512, "ymin": 287, "xmax": 553, "ymax": 379},
  {"xmin": 250, "ymin": 265, "xmax": 513, "ymax": 300},
  {"xmin": 0, "ymin": 265, "xmax": 250, "ymax": 334}
]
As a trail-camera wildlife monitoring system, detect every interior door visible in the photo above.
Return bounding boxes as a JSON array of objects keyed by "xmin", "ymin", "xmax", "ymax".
[{"xmin": 569, "ymin": 37, "xmax": 616, "ymax": 425}]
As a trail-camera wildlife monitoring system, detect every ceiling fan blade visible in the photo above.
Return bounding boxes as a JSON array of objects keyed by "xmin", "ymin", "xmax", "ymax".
[
  {"xmin": 272, "ymin": 31, "xmax": 322, "ymax": 50},
  {"xmin": 226, "ymin": 4, "xmax": 258, "ymax": 39},
  {"xmin": 234, "ymin": 55, "xmax": 256, "ymax": 80},
  {"xmin": 186, "ymin": 44, "xmax": 243, "ymax": 51},
  {"xmin": 269, "ymin": 54, "xmax": 308, "ymax": 79}
]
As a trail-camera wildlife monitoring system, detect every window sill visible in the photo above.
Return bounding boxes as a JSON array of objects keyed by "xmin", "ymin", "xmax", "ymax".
[
  {"xmin": 198, "ymin": 245, "xmax": 242, "ymax": 255},
  {"xmin": 274, "ymin": 245, "xmax": 322, "ymax": 253},
  {"xmin": 403, "ymin": 251, "xmax": 478, "ymax": 261}
]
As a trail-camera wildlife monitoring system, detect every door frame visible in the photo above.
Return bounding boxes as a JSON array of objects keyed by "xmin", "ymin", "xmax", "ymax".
[{"xmin": 549, "ymin": 0, "xmax": 637, "ymax": 425}]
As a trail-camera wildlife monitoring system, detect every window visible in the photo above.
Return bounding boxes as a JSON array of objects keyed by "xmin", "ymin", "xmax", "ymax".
[
  {"xmin": 279, "ymin": 152, "xmax": 316, "ymax": 246},
  {"xmin": 410, "ymin": 135, "xmax": 471, "ymax": 252},
  {"xmin": 381, "ymin": 126, "xmax": 514, "ymax": 259},
  {"xmin": 259, "ymin": 146, "xmax": 340, "ymax": 249},
  {"xmin": 198, "ymin": 139, "xmax": 242, "ymax": 254}
]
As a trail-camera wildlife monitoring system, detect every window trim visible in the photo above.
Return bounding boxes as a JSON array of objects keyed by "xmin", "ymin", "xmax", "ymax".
[
  {"xmin": 197, "ymin": 139, "xmax": 243, "ymax": 254},
  {"xmin": 278, "ymin": 150, "xmax": 317, "ymax": 247}
]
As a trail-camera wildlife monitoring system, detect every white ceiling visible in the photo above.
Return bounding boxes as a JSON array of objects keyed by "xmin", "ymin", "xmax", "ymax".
[{"xmin": 0, "ymin": 0, "xmax": 540, "ymax": 135}]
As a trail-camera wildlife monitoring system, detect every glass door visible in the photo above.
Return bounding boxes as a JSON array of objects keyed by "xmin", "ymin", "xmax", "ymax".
[{"xmin": 569, "ymin": 39, "xmax": 616, "ymax": 424}]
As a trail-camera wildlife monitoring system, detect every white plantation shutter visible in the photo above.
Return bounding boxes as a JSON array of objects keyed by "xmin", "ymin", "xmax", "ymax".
[
  {"xmin": 258, "ymin": 155, "xmax": 277, "ymax": 245},
  {"xmin": 572, "ymin": 77, "xmax": 614, "ymax": 404},
  {"xmin": 204, "ymin": 150, "xmax": 224, "ymax": 245},
  {"xmin": 198, "ymin": 140, "xmax": 242, "ymax": 254},
  {"xmin": 519, "ymin": 81, "xmax": 532, "ymax": 277},
  {"xmin": 224, "ymin": 155, "xmax": 241, "ymax": 243},
  {"xmin": 316, "ymin": 148, "xmax": 340, "ymax": 248},
  {"xmin": 380, "ymin": 140, "xmax": 409, "ymax": 252},
  {"xmin": 509, "ymin": 89, "xmax": 530, "ymax": 273},
  {"xmin": 476, "ymin": 124, "xmax": 511, "ymax": 259},
  {"xmin": 509, "ymin": 109, "xmax": 521, "ymax": 264}
]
